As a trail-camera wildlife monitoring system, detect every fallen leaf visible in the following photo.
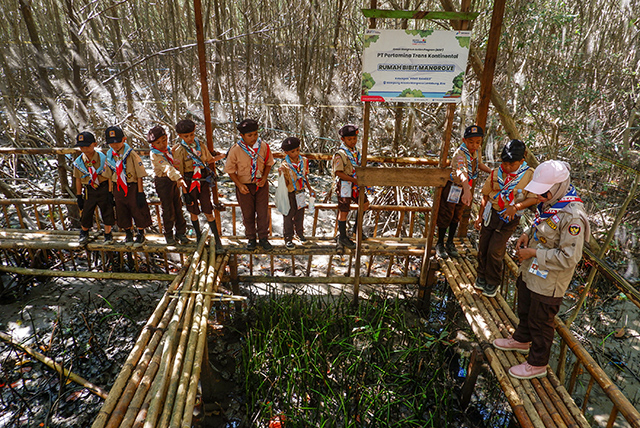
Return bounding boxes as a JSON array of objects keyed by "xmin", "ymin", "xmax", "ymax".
[{"xmin": 614, "ymin": 327, "xmax": 626, "ymax": 339}]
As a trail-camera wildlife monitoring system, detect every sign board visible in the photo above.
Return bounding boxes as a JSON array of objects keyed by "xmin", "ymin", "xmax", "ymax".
[{"xmin": 361, "ymin": 29, "xmax": 471, "ymax": 103}]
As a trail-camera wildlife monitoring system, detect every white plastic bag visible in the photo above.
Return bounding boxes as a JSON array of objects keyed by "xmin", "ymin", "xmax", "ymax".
[{"xmin": 275, "ymin": 174, "xmax": 290, "ymax": 216}]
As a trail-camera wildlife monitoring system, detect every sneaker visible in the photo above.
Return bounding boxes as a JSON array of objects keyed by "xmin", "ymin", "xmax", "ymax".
[
  {"xmin": 79, "ymin": 230, "xmax": 89, "ymax": 246},
  {"xmin": 482, "ymin": 282, "xmax": 499, "ymax": 298},
  {"xmin": 165, "ymin": 234, "xmax": 176, "ymax": 245},
  {"xmin": 509, "ymin": 362, "xmax": 547, "ymax": 380},
  {"xmin": 435, "ymin": 242, "xmax": 448, "ymax": 259},
  {"xmin": 259, "ymin": 239, "xmax": 273, "ymax": 251},
  {"xmin": 125, "ymin": 229, "xmax": 135, "ymax": 245},
  {"xmin": 247, "ymin": 239, "xmax": 257, "ymax": 251},
  {"xmin": 285, "ymin": 240, "xmax": 295, "ymax": 249},
  {"xmin": 175, "ymin": 234, "xmax": 191, "ymax": 245},
  {"xmin": 493, "ymin": 337, "xmax": 530, "ymax": 354},
  {"xmin": 337, "ymin": 235, "xmax": 356, "ymax": 249},
  {"xmin": 297, "ymin": 234, "xmax": 307, "ymax": 243},
  {"xmin": 134, "ymin": 230, "xmax": 146, "ymax": 247},
  {"xmin": 104, "ymin": 232, "xmax": 114, "ymax": 244},
  {"xmin": 474, "ymin": 276, "xmax": 487, "ymax": 291},
  {"xmin": 446, "ymin": 242, "xmax": 459, "ymax": 257}
]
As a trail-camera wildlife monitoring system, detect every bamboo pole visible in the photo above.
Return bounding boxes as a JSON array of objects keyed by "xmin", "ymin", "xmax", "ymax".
[
  {"xmin": 0, "ymin": 266, "xmax": 175, "ymax": 281},
  {"xmin": 227, "ymin": 275, "xmax": 418, "ymax": 285},
  {"xmin": 91, "ymin": 239, "xmax": 205, "ymax": 428},
  {"xmin": 169, "ymin": 254, "xmax": 209, "ymax": 428},
  {"xmin": 0, "ymin": 331, "xmax": 108, "ymax": 399},
  {"xmin": 554, "ymin": 318, "xmax": 640, "ymax": 426}
]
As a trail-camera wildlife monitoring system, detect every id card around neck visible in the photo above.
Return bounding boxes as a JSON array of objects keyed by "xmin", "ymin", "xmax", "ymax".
[{"xmin": 447, "ymin": 184, "xmax": 462, "ymax": 204}]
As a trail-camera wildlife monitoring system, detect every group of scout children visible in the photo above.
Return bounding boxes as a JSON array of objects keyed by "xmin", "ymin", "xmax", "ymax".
[
  {"xmin": 73, "ymin": 120, "xmax": 224, "ymax": 248},
  {"xmin": 437, "ymin": 125, "xmax": 539, "ymax": 299},
  {"xmin": 74, "ymin": 120, "xmax": 367, "ymax": 252}
]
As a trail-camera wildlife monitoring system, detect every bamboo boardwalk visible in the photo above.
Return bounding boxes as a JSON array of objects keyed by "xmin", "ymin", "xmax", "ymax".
[{"xmin": 440, "ymin": 239, "xmax": 640, "ymax": 428}]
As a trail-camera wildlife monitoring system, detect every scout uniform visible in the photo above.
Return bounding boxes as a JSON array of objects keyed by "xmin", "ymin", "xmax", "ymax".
[
  {"xmin": 477, "ymin": 149, "xmax": 535, "ymax": 294},
  {"xmin": 73, "ymin": 132, "xmax": 115, "ymax": 244},
  {"xmin": 172, "ymin": 138, "xmax": 216, "ymax": 217},
  {"xmin": 494, "ymin": 160, "xmax": 589, "ymax": 380},
  {"xmin": 332, "ymin": 143, "xmax": 368, "ymax": 213},
  {"xmin": 105, "ymin": 126, "xmax": 152, "ymax": 241},
  {"xmin": 225, "ymin": 119, "xmax": 274, "ymax": 249},
  {"xmin": 148, "ymin": 126, "xmax": 189, "ymax": 245},
  {"xmin": 279, "ymin": 137, "xmax": 311, "ymax": 247}
]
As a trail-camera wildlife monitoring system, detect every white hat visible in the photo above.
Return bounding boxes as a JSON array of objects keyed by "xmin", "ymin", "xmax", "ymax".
[{"xmin": 525, "ymin": 160, "xmax": 570, "ymax": 194}]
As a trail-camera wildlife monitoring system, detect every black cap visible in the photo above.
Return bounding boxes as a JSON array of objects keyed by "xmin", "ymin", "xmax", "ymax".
[
  {"xmin": 463, "ymin": 125, "xmax": 484, "ymax": 139},
  {"xmin": 501, "ymin": 139, "xmax": 526, "ymax": 162},
  {"xmin": 281, "ymin": 137, "xmax": 301, "ymax": 151},
  {"xmin": 338, "ymin": 124, "xmax": 358, "ymax": 137},
  {"xmin": 105, "ymin": 126, "xmax": 125, "ymax": 144},
  {"xmin": 237, "ymin": 119, "xmax": 259, "ymax": 134},
  {"xmin": 175, "ymin": 119, "xmax": 196, "ymax": 134},
  {"xmin": 75, "ymin": 131, "xmax": 96, "ymax": 147},
  {"xmin": 147, "ymin": 126, "xmax": 167, "ymax": 143}
]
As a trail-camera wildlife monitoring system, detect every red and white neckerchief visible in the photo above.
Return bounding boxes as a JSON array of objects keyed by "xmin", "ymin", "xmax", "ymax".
[
  {"xmin": 112, "ymin": 151, "xmax": 128, "ymax": 196},
  {"xmin": 84, "ymin": 155, "xmax": 100, "ymax": 189},
  {"xmin": 189, "ymin": 166, "xmax": 202, "ymax": 192}
]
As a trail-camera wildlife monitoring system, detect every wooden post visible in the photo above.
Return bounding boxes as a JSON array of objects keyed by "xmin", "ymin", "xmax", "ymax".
[
  {"xmin": 353, "ymin": 0, "xmax": 377, "ymax": 305},
  {"xmin": 460, "ymin": 346, "xmax": 484, "ymax": 409},
  {"xmin": 193, "ymin": 0, "xmax": 222, "ymax": 227},
  {"xmin": 458, "ymin": 0, "xmax": 505, "ymax": 235}
]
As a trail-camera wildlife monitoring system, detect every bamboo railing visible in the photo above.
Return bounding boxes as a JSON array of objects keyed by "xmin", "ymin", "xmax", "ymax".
[{"xmin": 482, "ymin": 243, "xmax": 640, "ymax": 428}]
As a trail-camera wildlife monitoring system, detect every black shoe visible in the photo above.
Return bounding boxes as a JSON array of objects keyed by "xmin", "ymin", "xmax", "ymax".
[
  {"xmin": 297, "ymin": 234, "xmax": 307, "ymax": 243},
  {"xmin": 285, "ymin": 240, "xmax": 295, "ymax": 249},
  {"xmin": 165, "ymin": 233, "xmax": 176, "ymax": 245},
  {"xmin": 175, "ymin": 234, "xmax": 190, "ymax": 245},
  {"xmin": 435, "ymin": 243, "xmax": 448, "ymax": 259},
  {"xmin": 483, "ymin": 283, "xmax": 499, "ymax": 298},
  {"xmin": 446, "ymin": 242, "xmax": 459, "ymax": 257},
  {"xmin": 125, "ymin": 229, "xmax": 135, "ymax": 245},
  {"xmin": 79, "ymin": 230, "xmax": 89, "ymax": 246},
  {"xmin": 259, "ymin": 239, "xmax": 273, "ymax": 251},
  {"xmin": 337, "ymin": 236, "xmax": 356, "ymax": 249},
  {"xmin": 134, "ymin": 230, "xmax": 146, "ymax": 247},
  {"xmin": 104, "ymin": 232, "xmax": 114, "ymax": 244},
  {"xmin": 247, "ymin": 239, "xmax": 257, "ymax": 251},
  {"xmin": 474, "ymin": 276, "xmax": 487, "ymax": 291}
]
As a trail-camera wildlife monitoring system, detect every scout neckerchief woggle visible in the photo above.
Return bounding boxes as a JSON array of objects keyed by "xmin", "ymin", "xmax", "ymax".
[
  {"xmin": 74, "ymin": 151, "xmax": 106, "ymax": 189},
  {"xmin": 238, "ymin": 137, "xmax": 270, "ymax": 182},
  {"xmin": 180, "ymin": 138, "xmax": 206, "ymax": 192},
  {"xmin": 106, "ymin": 143, "xmax": 133, "ymax": 196},
  {"xmin": 492, "ymin": 161, "xmax": 530, "ymax": 220},
  {"xmin": 450, "ymin": 142, "xmax": 478, "ymax": 185},
  {"xmin": 532, "ymin": 184, "xmax": 583, "ymax": 241},
  {"xmin": 285, "ymin": 155, "xmax": 307, "ymax": 191}
]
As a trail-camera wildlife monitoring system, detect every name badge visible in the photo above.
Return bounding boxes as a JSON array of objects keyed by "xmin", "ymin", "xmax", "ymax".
[
  {"xmin": 340, "ymin": 180, "xmax": 352, "ymax": 198},
  {"xmin": 528, "ymin": 257, "xmax": 549, "ymax": 279},
  {"xmin": 447, "ymin": 184, "xmax": 462, "ymax": 204},
  {"xmin": 295, "ymin": 191, "xmax": 307, "ymax": 209}
]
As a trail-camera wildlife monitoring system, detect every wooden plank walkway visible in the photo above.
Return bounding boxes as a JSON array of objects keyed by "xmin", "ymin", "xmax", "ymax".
[{"xmin": 440, "ymin": 239, "xmax": 640, "ymax": 428}]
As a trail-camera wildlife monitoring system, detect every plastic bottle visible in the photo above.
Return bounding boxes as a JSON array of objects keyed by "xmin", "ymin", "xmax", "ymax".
[{"xmin": 515, "ymin": 188, "xmax": 525, "ymax": 215}]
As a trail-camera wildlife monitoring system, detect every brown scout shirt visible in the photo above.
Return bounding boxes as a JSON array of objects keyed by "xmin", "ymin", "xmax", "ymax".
[
  {"xmin": 108, "ymin": 146, "xmax": 147, "ymax": 183},
  {"xmin": 281, "ymin": 157, "xmax": 309, "ymax": 192},
  {"xmin": 73, "ymin": 151, "xmax": 111, "ymax": 185},
  {"xmin": 450, "ymin": 146, "xmax": 482, "ymax": 186},
  {"xmin": 173, "ymin": 141, "xmax": 215, "ymax": 175},
  {"xmin": 481, "ymin": 167, "xmax": 536, "ymax": 211},
  {"xmin": 332, "ymin": 147, "xmax": 359, "ymax": 177},
  {"xmin": 520, "ymin": 202, "xmax": 589, "ymax": 298},
  {"xmin": 150, "ymin": 150, "xmax": 183, "ymax": 182},
  {"xmin": 225, "ymin": 141, "xmax": 274, "ymax": 184}
]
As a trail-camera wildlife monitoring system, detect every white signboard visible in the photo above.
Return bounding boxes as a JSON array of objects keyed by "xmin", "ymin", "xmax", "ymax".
[{"xmin": 361, "ymin": 29, "xmax": 471, "ymax": 103}]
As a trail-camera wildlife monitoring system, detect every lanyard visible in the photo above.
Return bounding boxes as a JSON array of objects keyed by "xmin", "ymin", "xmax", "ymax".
[
  {"xmin": 450, "ymin": 143, "xmax": 478, "ymax": 185},
  {"xmin": 338, "ymin": 143, "xmax": 360, "ymax": 178}
]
